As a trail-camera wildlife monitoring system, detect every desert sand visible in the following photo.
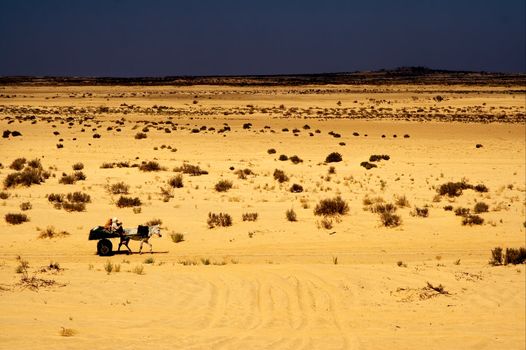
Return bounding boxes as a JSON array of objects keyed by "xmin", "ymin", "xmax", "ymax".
[{"xmin": 0, "ymin": 82, "xmax": 524, "ymax": 349}]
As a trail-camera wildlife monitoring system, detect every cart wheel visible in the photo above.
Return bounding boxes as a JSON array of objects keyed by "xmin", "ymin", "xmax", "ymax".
[{"xmin": 97, "ymin": 239, "xmax": 113, "ymax": 256}]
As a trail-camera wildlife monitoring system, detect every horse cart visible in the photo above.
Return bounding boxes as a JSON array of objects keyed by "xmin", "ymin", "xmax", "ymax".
[{"xmin": 89, "ymin": 225, "xmax": 160, "ymax": 256}]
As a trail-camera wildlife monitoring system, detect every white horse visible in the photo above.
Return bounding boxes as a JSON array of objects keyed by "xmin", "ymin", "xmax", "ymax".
[{"xmin": 118, "ymin": 225, "xmax": 162, "ymax": 254}]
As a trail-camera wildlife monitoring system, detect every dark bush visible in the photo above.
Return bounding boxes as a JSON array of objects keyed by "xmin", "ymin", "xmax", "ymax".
[
  {"xmin": 437, "ymin": 181, "xmax": 472, "ymax": 197},
  {"xmin": 48, "ymin": 193, "xmax": 64, "ymax": 203},
  {"xmin": 108, "ymin": 182, "xmax": 129, "ymax": 194},
  {"xmin": 93, "ymin": 133, "xmax": 101, "ymax": 139},
  {"xmin": 0, "ymin": 191, "xmax": 9, "ymax": 200},
  {"xmin": 273, "ymin": 169, "xmax": 289, "ymax": 183},
  {"xmin": 135, "ymin": 132, "xmax": 147, "ymax": 139},
  {"xmin": 286, "ymin": 209, "xmax": 297, "ymax": 222},
  {"xmin": 474, "ymin": 184, "xmax": 489, "ymax": 193},
  {"xmin": 325, "ymin": 152, "xmax": 342, "ymax": 163},
  {"xmin": 207, "ymin": 212, "xmax": 232, "ymax": 228},
  {"xmin": 474, "ymin": 202, "xmax": 489, "ymax": 213},
  {"xmin": 360, "ymin": 161, "xmax": 377, "ymax": 170},
  {"xmin": 66, "ymin": 191, "xmax": 91, "ymax": 203},
  {"xmin": 412, "ymin": 207, "xmax": 429, "ymax": 217},
  {"xmin": 116, "ymin": 196, "xmax": 142, "ymax": 208},
  {"xmin": 369, "ymin": 154, "xmax": 390, "ymax": 162},
  {"xmin": 10, "ymin": 158, "xmax": 26, "ymax": 171},
  {"xmin": 139, "ymin": 161, "xmax": 162, "ymax": 172},
  {"xmin": 58, "ymin": 174, "xmax": 76, "ymax": 185},
  {"xmin": 2, "ymin": 130, "xmax": 10, "ymax": 138},
  {"xmin": 72, "ymin": 163, "xmax": 84, "ymax": 171},
  {"xmin": 454, "ymin": 207, "xmax": 470, "ymax": 217},
  {"xmin": 5, "ymin": 213, "xmax": 29, "ymax": 225},
  {"xmin": 504, "ymin": 247, "xmax": 526, "ymax": 265},
  {"xmin": 168, "ymin": 174, "xmax": 184, "ymax": 188},
  {"xmin": 27, "ymin": 159, "xmax": 42, "ymax": 169},
  {"xmin": 443, "ymin": 205, "xmax": 453, "ymax": 211},
  {"xmin": 314, "ymin": 196, "xmax": 349, "ymax": 216},
  {"xmin": 289, "ymin": 155, "xmax": 303, "ymax": 164},
  {"xmin": 242, "ymin": 212, "xmax": 258, "ymax": 222},
  {"xmin": 243, "ymin": 123, "xmax": 252, "ymax": 129},
  {"xmin": 489, "ymin": 247, "xmax": 503, "ymax": 265},
  {"xmin": 462, "ymin": 214, "xmax": 484, "ymax": 226},
  {"xmin": 4, "ymin": 168, "xmax": 47, "ymax": 188},
  {"xmin": 267, "ymin": 148, "xmax": 277, "ymax": 154},
  {"xmin": 20, "ymin": 202, "xmax": 32, "ymax": 211},
  {"xmin": 173, "ymin": 163, "xmax": 208, "ymax": 176},
  {"xmin": 62, "ymin": 202, "xmax": 86, "ymax": 212},
  {"xmin": 380, "ymin": 211, "xmax": 401, "ymax": 228},
  {"xmin": 215, "ymin": 179, "xmax": 233, "ymax": 192},
  {"xmin": 278, "ymin": 154, "xmax": 288, "ymax": 161},
  {"xmin": 234, "ymin": 168, "xmax": 253, "ymax": 179},
  {"xmin": 290, "ymin": 183, "xmax": 303, "ymax": 193}
]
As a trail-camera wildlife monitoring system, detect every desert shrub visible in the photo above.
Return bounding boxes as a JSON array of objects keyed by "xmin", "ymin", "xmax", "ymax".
[
  {"xmin": 380, "ymin": 211, "xmax": 401, "ymax": 227},
  {"xmin": 66, "ymin": 191, "xmax": 91, "ymax": 203},
  {"xmin": 443, "ymin": 205, "xmax": 453, "ymax": 211},
  {"xmin": 72, "ymin": 162, "xmax": 84, "ymax": 171},
  {"xmin": 132, "ymin": 265, "xmax": 145, "ymax": 275},
  {"xmin": 489, "ymin": 247, "xmax": 503, "ymax": 265},
  {"xmin": 170, "ymin": 232, "xmax": 185, "ymax": 243},
  {"xmin": 474, "ymin": 184, "xmax": 489, "ymax": 193},
  {"xmin": 369, "ymin": 154, "xmax": 390, "ymax": 162},
  {"xmin": 100, "ymin": 162, "xmax": 114, "ymax": 169},
  {"xmin": 267, "ymin": 148, "xmax": 276, "ymax": 154},
  {"xmin": 168, "ymin": 174, "xmax": 183, "ymax": 188},
  {"xmin": 242, "ymin": 212, "xmax": 258, "ymax": 222},
  {"xmin": 10, "ymin": 158, "xmax": 26, "ymax": 171},
  {"xmin": 20, "ymin": 202, "xmax": 32, "ymax": 211},
  {"xmin": 371, "ymin": 203, "xmax": 397, "ymax": 214},
  {"xmin": 27, "ymin": 159, "xmax": 42, "ymax": 169},
  {"xmin": 454, "ymin": 207, "xmax": 470, "ymax": 217},
  {"xmin": 273, "ymin": 169, "xmax": 289, "ymax": 183},
  {"xmin": 139, "ymin": 161, "xmax": 162, "ymax": 172},
  {"xmin": 116, "ymin": 196, "xmax": 142, "ymax": 208},
  {"xmin": 235, "ymin": 168, "xmax": 253, "ymax": 179},
  {"xmin": 278, "ymin": 154, "xmax": 288, "ymax": 161},
  {"xmin": 504, "ymin": 247, "xmax": 526, "ymax": 265},
  {"xmin": 243, "ymin": 123, "xmax": 252, "ymax": 129},
  {"xmin": 328, "ymin": 166, "xmax": 336, "ymax": 175},
  {"xmin": 5, "ymin": 213, "xmax": 29, "ymax": 225},
  {"xmin": 48, "ymin": 193, "xmax": 64, "ymax": 203},
  {"xmin": 360, "ymin": 161, "xmax": 377, "ymax": 170},
  {"xmin": 4, "ymin": 167, "xmax": 48, "ymax": 188},
  {"xmin": 289, "ymin": 155, "xmax": 303, "ymax": 164},
  {"xmin": 93, "ymin": 133, "xmax": 101, "ymax": 139},
  {"xmin": 412, "ymin": 207, "xmax": 429, "ymax": 217},
  {"xmin": 437, "ymin": 181, "xmax": 472, "ymax": 197},
  {"xmin": 145, "ymin": 218, "xmax": 162, "ymax": 226},
  {"xmin": 215, "ymin": 179, "xmax": 233, "ymax": 192},
  {"xmin": 290, "ymin": 183, "xmax": 304, "ymax": 193},
  {"xmin": 58, "ymin": 174, "xmax": 76, "ymax": 184},
  {"xmin": 462, "ymin": 214, "xmax": 484, "ymax": 226},
  {"xmin": 38, "ymin": 226, "xmax": 70, "ymax": 239},
  {"xmin": 286, "ymin": 209, "xmax": 297, "ymax": 222},
  {"xmin": 314, "ymin": 196, "xmax": 349, "ymax": 216},
  {"xmin": 0, "ymin": 191, "xmax": 9, "ymax": 199},
  {"xmin": 108, "ymin": 182, "xmax": 129, "ymax": 194},
  {"xmin": 473, "ymin": 202, "xmax": 489, "ymax": 213},
  {"xmin": 318, "ymin": 217, "xmax": 333, "ymax": 229},
  {"xmin": 173, "ymin": 163, "xmax": 208, "ymax": 176},
  {"xmin": 394, "ymin": 195, "xmax": 410, "ymax": 207},
  {"xmin": 325, "ymin": 152, "xmax": 342, "ymax": 163},
  {"xmin": 207, "ymin": 212, "xmax": 232, "ymax": 228},
  {"xmin": 62, "ymin": 202, "xmax": 86, "ymax": 212},
  {"xmin": 134, "ymin": 132, "xmax": 147, "ymax": 139}
]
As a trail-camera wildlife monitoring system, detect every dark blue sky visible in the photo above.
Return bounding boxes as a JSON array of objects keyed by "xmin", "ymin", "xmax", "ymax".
[{"xmin": 0, "ymin": 0, "xmax": 524, "ymax": 76}]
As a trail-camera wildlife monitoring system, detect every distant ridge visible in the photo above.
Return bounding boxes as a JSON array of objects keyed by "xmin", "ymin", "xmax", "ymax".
[{"xmin": 1, "ymin": 67, "xmax": 525, "ymax": 86}]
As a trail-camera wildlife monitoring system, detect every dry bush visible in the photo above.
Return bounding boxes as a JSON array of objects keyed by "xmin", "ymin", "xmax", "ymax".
[
  {"xmin": 474, "ymin": 184, "xmax": 489, "ymax": 193},
  {"xmin": 437, "ymin": 181, "xmax": 472, "ymax": 197},
  {"xmin": 380, "ymin": 211, "xmax": 401, "ymax": 227},
  {"xmin": 10, "ymin": 158, "xmax": 26, "ymax": 171},
  {"xmin": 207, "ymin": 212, "xmax": 232, "ymax": 228},
  {"xmin": 67, "ymin": 191, "xmax": 91, "ymax": 203},
  {"xmin": 360, "ymin": 161, "xmax": 377, "ymax": 170},
  {"xmin": 369, "ymin": 154, "xmax": 390, "ymax": 162},
  {"xmin": 394, "ymin": 195, "xmax": 410, "ymax": 207},
  {"xmin": 289, "ymin": 155, "xmax": 303, "ymax": 164},
  {"xmin": 474, "ymin": 202, "xmax": 489, "ymax": 213},
  {"xmin": 145, "ymin": 218, "xmax": 162, "ymax": 226},
  {"xmin": 20, "ymin": 202, "xmax": 32, "ymax": 211},
  {"xmin": 5, "ymin": 213, "xmax": 29, "ymax": 225},
  {"xmin": 38, "ymin": 226, "xmax": 70, "ymax": 239},
  {"xmin": 290, "ymin": 183, "xmax": 304, "ymax": 193},
  {"xmin": 314, "ymin": 196, "xmax": 349, "ymax": 216},
  {"xmin": 443, "ymin": 205, "xmax": 453, "ymax": 211},
  {"xmin": 62, "ymin": 202, "xmax": 86, "ymax": 212},
  {"xmin": 215, "ymin": 179, "xmax": 233, "ymax": 192},
  {"xmin": 489, "ymin": 247, "xmax": 503, "ymax": 265},
  {"xmin": 173, "ymin": 163, "xmax": 208, "ymax": 176},
  {"xmin": 318, "ymin": 217, "xmax": 333, "ymax": 229},
  {"xmin": 170, "ymin": 233, "xmax": 185, "ymax": 243},
  {"xmin": 273, "ymin": 169, "xmax": 289, "ymax": 183},
  {"xmin": 72, "ymin": 162, "xmax": 84, "ymax": 171},
  {"xmin": 134, "ymin": 132, "xmax": 147, "ymax": 139},
  {"xmin": 462, "ymin": 214, "xmax": 484, "ymax": 226},
  {"xmin": 0, "ymin": 191, "xmax": 9, "ymax": 199},
  {"xmin": 60, "ymin": 327, "xmax": 77, "ymax": 337},
  {"xmin": 325, "ymin": 152, "xmax": 342, "ymax": 163},
  {"xmin": 235, "ymin": 168, "xmax": 253, "ymax": 179},
  {"xmin": 242, "ymin": 212, "xmax": 258, "ymax": 222},
  {"xmin": 267, "ymin": 148, "xmax": 277, "ymax": 154},
  {"xmin": 454, "ymin": 207, "xmax": 470, "ymax": 216},
  {"xmin": 139, "ymin": 161, "xmax": 163, "ymax": 172},
  {"xmin": 411, "ymin": 207, "xmax": 429, "ymax": 217},
  {"xmin": 116, "ymin": 196, "xmax": 142, "ymax": 208},
  {"xmin": 286, "ymin": 209, "xmax": 297, "ymax": 222},
  {"xmin": 4, "ymin": 167, "xmax": 49, "ymax": 188},
  {"xmin": 278, "ymin": 154, "xmax": 288, "ymax": 161},
  {"xmin": 504, "ymin": 247, "xmax": 526, "ymax": 265},
  {"xmin": 168, "ymin": 174, "xmax": 183, "ymax": 188},
  {"xmin": 108, "ymin": 181, "xmax": 129, "ymax": 194}
]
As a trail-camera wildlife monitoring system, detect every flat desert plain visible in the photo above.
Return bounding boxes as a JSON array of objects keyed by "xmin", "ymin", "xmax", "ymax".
[{"xmin": 0, "ymin": 83, "xmax": 524, "ymax": 349}]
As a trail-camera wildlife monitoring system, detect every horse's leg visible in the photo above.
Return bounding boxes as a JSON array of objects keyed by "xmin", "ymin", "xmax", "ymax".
[
  {"xmin": 124, "ymin": 238, "xmax": 132, "ymax": 254},
  {"xmin": 118, "ymin": 238, "xmax": 123, "ymax": 252},
  {"xmin": 139, "ymin": 240, "xmax": 144, "ymax": 254},
  {"xmin": 148, "ymin": 240, "xmax": 153, "ymax": 254}
]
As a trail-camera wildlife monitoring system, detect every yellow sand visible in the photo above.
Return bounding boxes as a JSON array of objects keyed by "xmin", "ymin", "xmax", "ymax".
[{"xmin": 0, "ymin": 84, "xmax": 524, "ymax": 349}]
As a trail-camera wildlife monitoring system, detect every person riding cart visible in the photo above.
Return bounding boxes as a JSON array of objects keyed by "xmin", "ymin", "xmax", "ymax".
[{"xmin": 105, "ymin": 217, "xmax": 124, "ymax": 236}]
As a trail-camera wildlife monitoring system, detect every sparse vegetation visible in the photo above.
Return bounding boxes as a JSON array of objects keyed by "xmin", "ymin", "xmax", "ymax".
[
  {"xmin": 290, "ymin": 183, "xmax": 304, "ymax": 193},
  {"xmin": 411, "ymin": 207, "xmax": 429, "ymax": 217},
  {"xmin": 20, "ymin": 202, "xmax": 32, "ymax": 211},
  {"xmin": 116, "ymin": 196, "xmax": 142, "ymax": 208},
  {"xmin": 134, "ymin": 132, "xmax": 147, "ymax": 139},
  {"xmin": 473, "ymin": 202, "xmax": 489, "ymax": 213},
  {"xmin": 139, "ymin": 161, "xmax": 163, "ymax": 172},
  {"xmin": 289, "ymin": 155, "xmax": 303, "ymax": 164},
  {"xmin": 0, "ymin": 191, "xmax": 9, "ymax": 200},
  {"xmin": 215, "ymin": 179, "xmax": 233, "ymax": 192},
  {"xmin": 38, "ymin": 226, "xmax": 70, "ymax": 239},
  {"xmin": 286, "ymin": 209, "xmax": 297, "ymax": 222},
  {"xmin": 242, "ymin": 212, "xmax": 258, "ymax": 222},
  {"xmin": 325, "ymin": 152, "xmax": 342, "ymax": 163},
  {"xmin": 462, "ymin": 214, "xmax": 484, "ymax": 226},
  {"xmin": 108, "ymin": 181, "xmax": 129, "ymax": 194},
  {"xmin": 360, "ymin": 161, "xmax": 377, "ymax": 170},
  {"xmin": 72, "ymin": 162, "xmax": 84, "ymax": 171},
  {"xmin": 314, "ymin": 196, "xmax": 349, "ymax": 216},
  {"xmin": 394, "ymin": 195, "xmax": 410, "ymax": 208},
  {"xmin": 170, "ymin": 232, "xmax": 185, "ymax": 243},
  {"xmin": 168, "ymin": 174, "xmax": 184, "ymax": 188},
  {"xmin": 273, "ymin": 169, "xmax": 289, "ymax": 183},
  {"xmin": 173, "ymin": 163, "xmax": 208, "ymax": 176},
  {"xmin": 5, "ymin": 213, "xmax": 29, "ymax": 225},
  {"xmin": 207, "ymin": 212, "xmax": 232, "ymax": 228},
  {"xmin": 369, "ymin": 154, "xmax": 390, "ymax": 162}
]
